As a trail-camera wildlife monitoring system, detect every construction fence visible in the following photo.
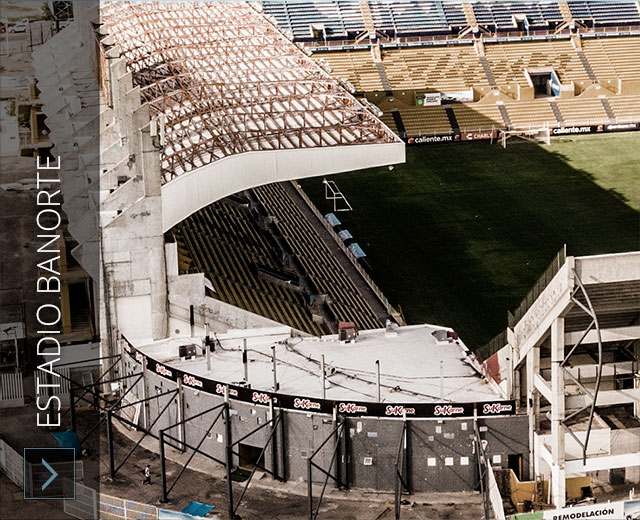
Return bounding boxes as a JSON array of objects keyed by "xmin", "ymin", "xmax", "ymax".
[
  {"xmin": 0, "ymin": 438, "xmax": 206, "ymax": 520},
  {"xmin": 67, "ymin": 482, "xmax": 207, "ymax": 520}
]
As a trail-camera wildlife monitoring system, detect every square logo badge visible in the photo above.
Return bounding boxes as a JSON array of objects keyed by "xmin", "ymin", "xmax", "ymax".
[{"xmin": 23, "ymin": 447, "xmax": 76, "ymax": 500}]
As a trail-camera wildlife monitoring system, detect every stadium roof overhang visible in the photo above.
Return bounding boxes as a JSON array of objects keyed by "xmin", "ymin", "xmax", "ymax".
[{"xmin": 99, "ymin": 1, "xmax": 404, "ymax": 230}]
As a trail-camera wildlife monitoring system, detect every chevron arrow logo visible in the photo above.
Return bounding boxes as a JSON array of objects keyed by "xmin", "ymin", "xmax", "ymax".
[{"xmin": 41, "ymin": 459, "xmax": 58, "ymax": 491}]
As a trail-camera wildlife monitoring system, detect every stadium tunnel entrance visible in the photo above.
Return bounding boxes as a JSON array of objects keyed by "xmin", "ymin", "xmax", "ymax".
[{"xmin": 238, "ymin": 442, "xmax": 265, "ymax": 472}]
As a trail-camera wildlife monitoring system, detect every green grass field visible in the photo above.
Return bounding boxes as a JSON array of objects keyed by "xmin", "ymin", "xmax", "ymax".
[{"xmin": 300, "ymin": 133, "xmax": 640, "ymax": 352}]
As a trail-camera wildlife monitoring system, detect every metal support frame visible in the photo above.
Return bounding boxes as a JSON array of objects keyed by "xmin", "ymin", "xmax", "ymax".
[
  {"xmin": 107, "ymin": 388, "xmax": 179, "ymax": 479},
  {"xmin": 228, "ymin": 411, "xmax": 284, "ymax": 519},
  {"xmin": 71, "ymin": 372, "xmax": 145, "ymax": 445},
  {"xmin": 55, "ymin": 354, "xmax": 124, "ymax": 413},
  {"xmin": 393, "ymin": 420, "xmax": 410, "ymax": 520},
  {"xmin": 59, "ymin": 354, "xmax": 122, "ymax": 421},
  {"xmin": 159, "ymin": 402, "xmax": 227, "ymax": 502},
  {"xmin": 561, "ymin": 270, "xmax": 603, "ymax": 462},
  {"xmin": 307, "ymin": 420, "xmax": 345, "ymax": 520},
  {"xmin": 52, "ymin": 355, "xmax": 144, "ymax": 444},
  {"xmin": 474, "ymin": 420, "xmax": 491, "ymax": 520}
]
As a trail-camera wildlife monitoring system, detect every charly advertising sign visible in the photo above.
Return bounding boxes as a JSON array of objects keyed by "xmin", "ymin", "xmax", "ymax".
[
  {"xmin": 509, "ymin": 500, "xmax": 640, "ymax": 520},
  {"xmin": 125, "ymin": 343, "xmax": 516, "ymax": 419}
]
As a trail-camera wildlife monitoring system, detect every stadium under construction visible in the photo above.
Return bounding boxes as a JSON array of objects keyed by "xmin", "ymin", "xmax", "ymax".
[{"xmin": 4, "ymin": 1, "xmax": 638, "ymax": 519}]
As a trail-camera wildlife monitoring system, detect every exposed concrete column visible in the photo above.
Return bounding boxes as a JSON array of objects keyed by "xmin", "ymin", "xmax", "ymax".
[
  {"xmin": 550, "ymin": 317, "xmax": 566, "ymax": 508},
  {"xmin": 526, "ymin": 344, "xmax": 540, "ymax": 478}
]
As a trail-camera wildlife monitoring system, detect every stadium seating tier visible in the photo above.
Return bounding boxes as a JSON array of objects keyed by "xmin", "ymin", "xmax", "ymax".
[
  {"xmin": 263, "ymin": 0, "xmax": 640, "ymax": 41},
  {"xmin": 171, "ymin": 185, "xmax": 386, "ymax": 336}
]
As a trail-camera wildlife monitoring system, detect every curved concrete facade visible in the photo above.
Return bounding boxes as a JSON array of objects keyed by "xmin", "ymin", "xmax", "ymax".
[
  {"xmin": 121, "ymin": 341, "xmax": 530, "ymax": 493},
  {"xmin": 162, "ymin": 143, "xmax": 405, "ymax": 232}
]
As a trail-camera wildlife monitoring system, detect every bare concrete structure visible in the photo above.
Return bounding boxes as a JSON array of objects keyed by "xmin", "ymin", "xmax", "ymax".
[
  {"xmin": 34, "ymin": 2, "xmax": 404, "ymax": 354},
  {"xmin": 484, "ymin": 251, "xmax": 640, "ymax": 507}
]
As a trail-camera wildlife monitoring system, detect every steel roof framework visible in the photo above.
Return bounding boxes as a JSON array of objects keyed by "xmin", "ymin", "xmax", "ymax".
[{"xmin": 100, "ymin": 2, "xmax": 398, "ymax": 183}]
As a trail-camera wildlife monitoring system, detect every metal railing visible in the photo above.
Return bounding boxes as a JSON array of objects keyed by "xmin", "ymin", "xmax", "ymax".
[
  {"xmin": 478, "ymin": 328, "xmax": 508, "ymax": 361},
  {"xmin": 306, "ymin": 26, "xmax": 640, "ymax": 51},
  {"xmin": 0, "ymin": 372, "xmax": 24, "ymax": 407},
  {"xmin": 508, "ymin": 245, "xmax": 566, "ymax": 328},
  {"xmin": 292, "ymin": 181, "xmax": 404, "ymax": 325}
]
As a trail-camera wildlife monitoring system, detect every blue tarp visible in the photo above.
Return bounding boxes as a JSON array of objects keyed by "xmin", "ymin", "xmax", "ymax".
[
  {"xmin": 181, "ymin": 502, "xmax": 215, "ymax": 517},
  {"xmin": 338, "ymin": 229, "xmax": 353, "ymax": 241},
  {"xmin": 52, "ymin": 430, "xmax": 82, "ymax": 457},
  {"xmin": 324, "ymin": 213, "xmax": 341, "ymax": 227},
  {"xmin": 348, "ymin": 243, "xmax": 366, "ymax": 259}
]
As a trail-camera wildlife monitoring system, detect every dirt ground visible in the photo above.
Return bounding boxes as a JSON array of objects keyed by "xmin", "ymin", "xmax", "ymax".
[
  {"xmin": 2, "ymin": 403, "xmax": 635, "ymax": 520},
  {"xmin": 0, "ymin": 405, "xmax": 484, "ymax": 520}
]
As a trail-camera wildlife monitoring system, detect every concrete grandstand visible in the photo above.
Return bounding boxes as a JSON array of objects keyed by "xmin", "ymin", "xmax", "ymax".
[{"xmin": 263, "ymin": 1, "xmax": 640, "ymax": 141}]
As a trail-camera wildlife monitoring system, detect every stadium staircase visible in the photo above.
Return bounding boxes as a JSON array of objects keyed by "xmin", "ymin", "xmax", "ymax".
[
  {"xmin": 461, "ymin": 2, "xmax": 478, "ymax": 27},
  {"xmin": 575, "ymin": 49, "xmax": 597, "ymax": 81},
  {"xmin": 358, "ymin": 1, "xmax": 376, "ymax": 36},
  {"xmin": 557, "ymin": 1, "xmax": 574, "ymax": 23},
  {"xmin": 444, "ymin": 105, "xmax": 460, "ymax": 132},
  {"xmin": 374, "ymin": 62, "xmax": 393, "ymax": 95},
  {"xmin": 548, "ymin": 99, "xmax": 565, "ymax": 125},
  {"xmin": 497, "ymin": 102, "xmax": 512, "ymax": 129},
  {"xmin": 390, "ymin": 108, "xmax": 407, "ymax": 137},
  {"xmin": 599, "ymin": 97, "xmax": 616, "ymax": 122},
  {"xmin": 478, "ymin": 55, "xmax": 497, "ymax": 87}
]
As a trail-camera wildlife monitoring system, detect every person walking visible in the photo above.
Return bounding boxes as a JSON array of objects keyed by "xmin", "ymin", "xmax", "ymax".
[{"xmin": 142, "ymin": 464, "xmax": 152, "ymax": 485}]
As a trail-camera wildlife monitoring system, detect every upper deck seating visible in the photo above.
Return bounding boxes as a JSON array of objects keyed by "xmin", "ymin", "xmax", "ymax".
[
  {"xmin": 567, "ymin": 1, "xmax": 640, "ymax": 24},
  {"xmin": 473, "ymin": 1, "xmax": 563, "ymax": 29}
]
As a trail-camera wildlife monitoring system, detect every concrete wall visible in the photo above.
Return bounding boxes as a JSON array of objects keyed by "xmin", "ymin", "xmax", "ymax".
[
  {"xmin": 575, "ymin": 252, "xmax": 640, "ymax": 285},
  {"xmin": 161, "ymin": 142, "xmax": 405, "ymax": 233},
  {"xmin": 512, "ymin": 260, "xmax": 573, "ymax": 367},
  {"xmin": 121, "ymin": 353, "xmax": 529, "ymax": 491}
]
